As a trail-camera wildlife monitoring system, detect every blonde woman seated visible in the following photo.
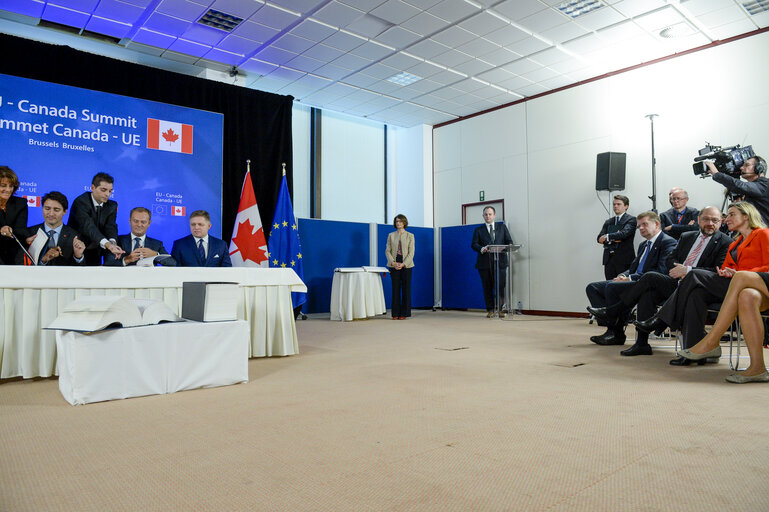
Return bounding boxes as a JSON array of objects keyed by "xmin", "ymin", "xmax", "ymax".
[
  {"xmin": 679, "ymin": 271, "xmax": 769, "ymax": 383},
  {"xmin": 385, "ymin": 214, "xmax": 415, "ymax": 320}
]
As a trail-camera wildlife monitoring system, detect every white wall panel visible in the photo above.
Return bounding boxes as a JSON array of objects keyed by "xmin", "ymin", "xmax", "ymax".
[{"xmin": 291, "ymin": 104, "xmax": 311, "ymax": 219}]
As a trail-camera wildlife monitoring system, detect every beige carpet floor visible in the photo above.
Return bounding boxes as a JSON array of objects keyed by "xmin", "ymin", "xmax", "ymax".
[{"xmin": 1, "ymin": 311, "xmax": 768, "ymax": 511}]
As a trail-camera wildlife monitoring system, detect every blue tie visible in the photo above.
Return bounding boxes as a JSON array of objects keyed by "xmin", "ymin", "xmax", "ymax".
[
  {"xmin": 637, "ymin": 241, "xmax": 652, "ymax": 273},
  {"xmin": 197, "ymin": 238, "xmax": 205, "ymax": 262}
]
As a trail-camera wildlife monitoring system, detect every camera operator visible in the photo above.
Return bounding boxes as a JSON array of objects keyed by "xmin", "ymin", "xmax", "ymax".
[{"xmin": 705, "ymin": 155, "xmax": 769, "ymax": 225}]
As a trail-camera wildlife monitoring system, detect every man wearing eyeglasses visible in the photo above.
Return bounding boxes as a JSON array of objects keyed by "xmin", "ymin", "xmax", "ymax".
[
  {"xmin": 706, "ymin": 155, "xmax": 769, "ymax": 226},
  {"xmin": 660, "ymin": 188, "xmax": 699, "ymax": 240}
]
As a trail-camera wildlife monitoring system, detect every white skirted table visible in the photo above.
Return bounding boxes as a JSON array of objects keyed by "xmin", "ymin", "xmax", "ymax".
[
  {"xmin": 56, "ymin": 320, "xmax": 250, "ymax": 405},
  {"xmin": 330, "ymin": 267, "xmax": 387, "ymax": 321},
  {"xmin": 0, "ymin": 267, "xmax": 306, "ymax": 379}
]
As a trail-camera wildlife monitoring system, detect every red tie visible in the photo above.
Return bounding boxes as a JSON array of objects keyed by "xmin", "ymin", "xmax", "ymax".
[{"xmin": 683, "ymin": 235, "xmax": 707, "ymax": 266}]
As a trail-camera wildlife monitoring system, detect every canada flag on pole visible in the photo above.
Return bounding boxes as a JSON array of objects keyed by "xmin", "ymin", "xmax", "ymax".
[
  {"xmin": 229, "ymin": 169, "xmax": 268, "ymax": 267},
  {"xmin": 147, "ymin": 118, "xmax": 193, "ymax": 154}
]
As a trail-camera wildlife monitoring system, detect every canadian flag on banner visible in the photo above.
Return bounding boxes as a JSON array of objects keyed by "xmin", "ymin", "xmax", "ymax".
[
  {"xmin": 229, "ymin": 168, "xmax": 268, "ymax": 267},
  {"xmin": 24, "ymin": 195, "xmax": 41, "ymax": 207},
  {"xmin": 172, "ymin": 206, "xmax": 186, "ymax": 216},
  {"xmin": 147, "ymin": 118, "xmax": 193, "ymax": 154}
]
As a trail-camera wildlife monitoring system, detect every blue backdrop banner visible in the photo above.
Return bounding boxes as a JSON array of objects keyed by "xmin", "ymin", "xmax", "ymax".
[
  {"xmin": 0, "ymin": 73, "xmax": 223, "ymax": 243},
  {"xmin": 441, "ymin": 224, "xmax": 485, "ymax": 309}
]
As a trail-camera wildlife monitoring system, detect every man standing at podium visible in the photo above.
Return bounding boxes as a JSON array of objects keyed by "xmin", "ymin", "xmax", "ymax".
[{"xmin": 471, "ymin": 206, "xmax": 514, "ymax": 318}]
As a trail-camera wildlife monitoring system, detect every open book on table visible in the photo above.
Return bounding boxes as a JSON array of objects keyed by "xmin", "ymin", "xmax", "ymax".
[{"xmin": 47, "ymin": 296, "xmax": 181, "ymax": 332}]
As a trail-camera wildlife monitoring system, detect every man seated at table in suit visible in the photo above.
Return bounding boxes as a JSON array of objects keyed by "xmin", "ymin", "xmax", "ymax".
[
  {"xmin": 171, "ymin": 210, "xmax": 231, "ymax": 267},
  {"xmin": 660, "ymin": 187, "xmax": 699, "ymax": 240},
  {"xmin": 585, "ymin": 211, "xmax": 677, "ymax": 346},
  {"xmin": 25, "ymin": 191, "xmax": 86, "ymax": 266},
  {"xmin": 104, "ymin": 207, "xmax": 175, "ymax": 266},
  {"xmin": 67, "ymin": 172, "xmax": 124, "ymax": 265},
  {"xmin": 588, "ymin": 206, "xmax": 729, "ymax": 358}
]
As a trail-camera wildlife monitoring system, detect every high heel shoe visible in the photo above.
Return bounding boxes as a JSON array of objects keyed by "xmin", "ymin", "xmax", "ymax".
[
  {"xmin": 677, "ymin": 346, "xmax": 722, "ymax": 360},
  {"xmin": 633, "ymin": 313, "xmax": 666, "ymax": 335}
]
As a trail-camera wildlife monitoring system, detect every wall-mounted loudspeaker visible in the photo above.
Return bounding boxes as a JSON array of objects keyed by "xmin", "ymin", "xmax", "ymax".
[{"xmin": 595, "ymin": 152, "xmax": 626, "ymax": 191}]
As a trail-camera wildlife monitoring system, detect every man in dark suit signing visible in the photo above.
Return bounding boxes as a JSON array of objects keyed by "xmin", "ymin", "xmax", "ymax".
[
  {"xmin": 25, "ymin": 191, "xmax": 86, "ymax": 266},
  {"xmin": 471, "ymin": 206, "xmax": 514, "ymax": 318},
  {"xmin": 589, "ymin": 207, "xmax": 729, "ymax": 358},
  {"xmin": 171, "ymin": 210, "xmax": 232, "ymax": 267},
  {"xmin": 104, "ymin": 207, "xmax": 175, "ymax": 266},
  {"xmin": 67, "ymin": 172, "xmax": 124, "ymax": 265},
  {"xmin": 597, "ymin": 195, "xmax": 637, "ymax": 279},
  {"xmin": 585, "ymin": 211, "xmax": 677, "ymax": 346}
]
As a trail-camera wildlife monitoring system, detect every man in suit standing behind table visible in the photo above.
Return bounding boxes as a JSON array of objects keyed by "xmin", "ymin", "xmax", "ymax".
[
  {"xmin": 26, "ymin": 191, "xmax": 86, "ymax": 266},
  {"xmin": 597, "ymin": 195, "xmax": 637, "ymax": 280},
  {"xmin": 588, "ymin": 206, "xmax": 729, "ymax": 358},
  {"xmin": 171, "ymin": 210, "xmax": 232, "ymax": 267},
  {"xmin": 104, "ymin": 207, "xmax": 175, "ymax": 266},
  {"xmin": 585, "ymin": 211, "xmax": 677, "ymax": 345},
  {"xmin": 67, "ymin": 172, "xmax": 124, "ymax": 265},
  {"xmin": 471, "ymin": 206, "xmax": 514, "ymax": 318}
]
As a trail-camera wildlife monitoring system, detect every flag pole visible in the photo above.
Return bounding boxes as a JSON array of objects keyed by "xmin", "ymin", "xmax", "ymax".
[
  {"xmin": 282, "ymin": 162, "xmax": 286, "ymax": 176},
  {"xmin": 247, "ymin": 159, "xmax": 251, "ymax": 173}
]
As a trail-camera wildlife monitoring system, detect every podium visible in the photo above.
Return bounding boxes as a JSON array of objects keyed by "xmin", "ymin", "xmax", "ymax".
[{"xmin": 486, "ymin": 244, "xmax": 522, "ymax": 319}]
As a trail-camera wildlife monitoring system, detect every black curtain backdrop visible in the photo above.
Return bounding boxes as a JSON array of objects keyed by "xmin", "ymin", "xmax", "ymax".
[{"xmin": 0, "ymin": 33, "xmax": 293, "ymax": 242}]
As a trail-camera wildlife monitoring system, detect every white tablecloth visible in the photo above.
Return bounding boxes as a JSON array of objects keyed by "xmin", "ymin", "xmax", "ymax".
[
  {"xmin": 0, "ymin": 267, "xmax": 306, "ymax": 379},
  {"xmin": 330, "ymin": 270, "xmax": 386, "ymax": 321},
  {"xmin": 56, "ymin": 320, "xmax": 249, "ymax": 405}
]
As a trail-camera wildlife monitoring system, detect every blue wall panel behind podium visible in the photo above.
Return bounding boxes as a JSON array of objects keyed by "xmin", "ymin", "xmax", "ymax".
[
  {"xmin": 298, "ymin": 218, "xmax": 370, "ymax": 314},
  {"xmin": 376, "ymin": 224, "xmax": 435, "ymax": 310},
  {"xmin": 441, "ymin": 224, "xmax": 485, "ymax": 309}
]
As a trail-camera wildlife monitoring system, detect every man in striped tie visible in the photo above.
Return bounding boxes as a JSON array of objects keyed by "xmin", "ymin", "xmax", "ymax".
[
  {"xmin": 585, "ymin": 211, "xmax": 677, "ymax": 347},
  {"xmin": 589, "ymin": 207, "xmax": 729, "ymax": 359}
]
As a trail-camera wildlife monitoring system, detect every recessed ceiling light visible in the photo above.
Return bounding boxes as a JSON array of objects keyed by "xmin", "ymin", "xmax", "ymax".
[
  {"xmin": 197, "ymin": 9, "xmax": 244, "ymax": 32},
  {"xmin": 558, "ymin": 0, "xmax": 604, "ymax": 18},
  {"xmin": 659, "ymin": 22, "xmax": 696, "ymax": 39},
  {"xmin": 387, "ymin": 72, "xmax": 422, "ymax": 86},
  {"xmin": 742, "ymin": 0, "xmax": 769, "ymax": 15}
]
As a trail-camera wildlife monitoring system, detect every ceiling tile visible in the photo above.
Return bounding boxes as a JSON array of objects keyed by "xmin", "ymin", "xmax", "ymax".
[
  {"xmin": 596, "ymin": 19, "xmax": 644, "ymax": 43},
  {"xmin": 483, "ymin": 24, "xmax": 530, "ymax": 46},
  {"xmin": 406, "ymin": 60, "xmax": 444, "ymax": 77},
  {"xmin": 331, "ymin": 51, "xmax": 372, "ymax": 69},
  {"xmin": 451, "ymin": 78, "xmax": 486, "ymax": 92},
  {"xmin": 364, "ymin": 62, "xmax": 400, "ymax": 78},
  {"xmin": 456, "ymin": 37, "xmax": 498, "ymax": 57},
  {"xmin": 408, "ymin": 38, "xmax": 450, "ymax": 58},
  {"xmin": 291, "ymin": 19, "xmax": 338, "ymax": 42},
  {"xmin": 475, "ymin": 47, "xmax": 516, "ymax": 66},
  {"xmin": 429, "ymin": 26, "xmax": 476, "ymax": 47},
  {"xmin": 142, "ymin": 12, "xmax": 190, "ymax": 37},
  {"xmin": 341, "ymin": 72, "xmax": 380, "ymax": 87},
  {"xmin": 708, "ymin": 18, "xmax": 756, "ymax": 40},
  {"xmin": 374, "ymin": 26, "xmax": 422, "ymax": 48},
  {"xmin": 429, "ymin": 86, "xmax": 464, "ymax": 100},
  {"xmin": 505, "ymin": 36, "xmax": 549, "ymax": 56},
  {"xmin": 209, "ymin": 0, "xmax": 263, "ymax": 19},
  {"xmin": 240, "ymin": 58, "xmax": 279, "ymax": 75},
  {"xmin": 673, "ymin": 0, "xmax": 734, "ymax": 17},
  {"xmin": 1, "ymin": 0, "xmax": 44, "ymax": 18},
  {"xmin": 518, "ymin": 8, "xmax": 569, "ymax": 33},
  {"xmin": 452, "ymin": 58, "xmax": 494, "ymax": 75},
  {"xmin": 528, "ymin": 46, "xmax": 570, "ymax": 66},
  {"xmin": 313, "ymin": 1, "xmax": 364, "ymax": 27},
  {"xmin": 273, "ymin": 33, "xmax": 316, "ymax": 52},
  {"xmin": 345, "ymin": 14, "xmax": 394, "ymax": 37},
  {"xmin": 322, "ymin": 29, "xmax": 367, "ymax": 51},
  {"xmin": 268, "ymin": 66, "xmax": 307, "ymax": 81},
  {"xmin": 560, "ymin": 32, "xmax": 604, "ymax": 53},
  {"xmin": 167, "ymin": 37, "xmax": 211, "ymax": 57},
  {"xmin": 268, "ymin": 0, "xmax": 323, "ymax": 14},
  {"xmin": 202, "ymin": 47, "xmax": 243, "ymax": 65},
  {"xmin": 430, "ymin": 48, "xmax": 472, "ymax": 67},
  {"xmin": 428, "ymin": 69, "xmax": 465, "ymax": 84},
  {"xmin": 350, "ymin": 40, "xmax": 394, "ymax": 59},
  {"xmin": 458, "ymin": 12, "xmax": 509, "ymax": 36},
  {"xmin": 401, "ymin": 11, "xmax": 449, "ymax": 35},
  {"xmin": 85, "ymin": 16, "xmax": 132, "ymax": 38},
  {"xmin": 696, "ymin": 4, "xmax": 747, "ymax": 28},
  {"xmin": 632, "ymin": 6, "xmax": 684, "ymax": 32},
  {"xmin": 427, "ymin": 0, "xmax": 479, "ymax": 24},
  {"xmin": 500, "ymin": 57, "xmax": 538, "ymax": 74},
  {"xmin": 252, "ymin": 4, "xmax": 301, "ymax": 30},
  {"xmin": 302, "ymin": 43, "xmax": 345, "ymax": 61},
  {"xmin": 516, "ymin": 82, "xmax": 547, "ymax": 96},
  {"xmin": 539, "ymin": 19, "xmax": 589, "ymax": 43},
  {"xmin": 381, "ymin": 51, "xmax": 424, "ymax": 69},
  {"xmin": 573, "ymin": 5, "xmax": 628, "ymax": 31},
  {"xmin": 521, "ymin": 65, "xmax": 558, "ymax": 82},
  {"xmin": 313, "ymin": 62, "xmax": 353, "ymax": 79},
  {"xmin": 133, "ymin": 28, "xmax": 176, "ymax": 48},
  {"xmin": 612, "ymin": 0, "xmax": 667, "ymax": 18},
  {"xmin": 48, "ymin": 0, "xmax": 98, "ymax": 11},
  {"xmin": 285, "ymin": 53, "xmax": 326, "ymax": 72},
  {"xmin": 370, "ymin": 0, "xmax": 422, "ymax": 24},
  {"xmin": 93, "ymin": 0, "xmax": 144, "ymax": 24},
  {"xmin": 496, "ymin": 74, "xmax": 533, "ymax": 90},
  {"xmin": 156, "ymin": 0, "xmax": 207, "ymax": 22},
  {"xmin": 256, "ymin": 45, "xmax": 299, "ymax": 64},
  {"xmin": 231, "ymin": 21, "xmax": 280, "ymax": 42},
  {"xmin": 476, "ymin": 66, "xmax": 514, "ymax": 82},
  {"xmin": 492, "ymin": 0, "xmax": 546, "ymax": 21},
  {"xmin": 42, "ymin": 4, "xmax": 90, "ymax": 27},
  {"xmin": 218, "ymin": 34, "xmax": 263, "ymax": 54},
  {"xmin": 402, "ymin": 0, "xmax": 441, "ymax": 9},
  {"xmin": 338, "ymin": 0, "xmax": 388, "ymax": 12}
]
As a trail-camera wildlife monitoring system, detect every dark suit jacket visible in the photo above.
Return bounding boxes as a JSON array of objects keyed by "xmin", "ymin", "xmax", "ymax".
[
  {"xmin": 171, "ymin": 234, "xmax": 232, "ymax": 267},
  {"xmin": 0, "ymin": 195, "xmax": 28, "ymax": 265},
  {"xmin": 660, "ymin": 206, "xmax": 699, "ymax": 239},
  {"xmin": 722, "ymin": 228, "xmax": 769, "ymax": 271},
  {"xmin": 67, "ymin": 192, "xmax": 118, "ymax": 249},
  {"xmin": 623, "ymin": 231, "xmax": 677, "ymax": 280},
  {"xmin": 665, "ymin": 230, "xmax": 730, "ymax": 273},
  {"xmin": 104, "ymin": 233, "xmax": 175, "ymax": 266},
  {"xmin": 597, "ymin": 213, "xmax": 636, "ymax": 265},
  {"xmin": 471, "ymin": 222, "xmax": 514, "ymax": 269},
  {"xmin": 27, "ymin": 223, "xmax": 84, "ymax": 266},
  {"xmin": 713, "ymin": 173, "xmax": 769, "ymax": 226}
]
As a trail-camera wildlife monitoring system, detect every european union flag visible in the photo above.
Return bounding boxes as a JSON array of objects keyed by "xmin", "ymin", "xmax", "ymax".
[{"xmin": 268, "ymin": 171, "xmax": 306, "ymax": 309}]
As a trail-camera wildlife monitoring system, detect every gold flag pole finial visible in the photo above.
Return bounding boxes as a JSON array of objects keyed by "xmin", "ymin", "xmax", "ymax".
[
  {"xmin": 246, "ymin": 159, "xmax": 251, "ymax": 172},
  {"xmin": 282, "ymin": 162, "xmax": 286, "ymax": 176}
]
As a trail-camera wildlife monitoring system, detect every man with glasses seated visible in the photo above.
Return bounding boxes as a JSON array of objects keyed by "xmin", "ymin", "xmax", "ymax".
[
  {"xmin": 660, "ymin": 187, "xmax": 699, "ymax": 240},
  {"xmin": 589, "ymin": 207, "xmax": 729, "ymax": 359}
]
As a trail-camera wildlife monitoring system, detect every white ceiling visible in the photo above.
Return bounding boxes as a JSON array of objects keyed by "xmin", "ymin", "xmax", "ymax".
[{"xmin": 1, "ymin": 0, "xmax": 768, "ymax": 127}]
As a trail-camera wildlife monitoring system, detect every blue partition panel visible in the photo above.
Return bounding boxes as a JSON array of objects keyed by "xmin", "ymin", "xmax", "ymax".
[
  {"xmin": 376, "ymin": 225, "xmax": 435, "ymax": 309},
  {"xmin": 441, "ymin": 224, "xmax": 485, "ymax": 309},
  {"xmin": 298, "ymin": 218, "xmax": 371, "ymax": 314}
]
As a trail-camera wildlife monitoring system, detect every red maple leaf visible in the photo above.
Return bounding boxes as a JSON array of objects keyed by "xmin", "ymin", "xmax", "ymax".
[
  {"xmin": 230, "ymin": 218, "xmax": 268, "ymax": 263},
  {"xmin": 162, "ymin": 128, "xmax": 179, "ymax": 145}
]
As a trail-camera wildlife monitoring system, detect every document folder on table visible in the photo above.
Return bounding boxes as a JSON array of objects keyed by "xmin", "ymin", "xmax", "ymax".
[{"xmin": 182, "ymin": 282, "xmax": 239, "ymax": 322}]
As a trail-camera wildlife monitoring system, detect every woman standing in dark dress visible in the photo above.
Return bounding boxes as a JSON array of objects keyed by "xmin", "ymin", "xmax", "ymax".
[{"xmin": 0, "ymin": 166, "xmax": 28, "ymax": 265}]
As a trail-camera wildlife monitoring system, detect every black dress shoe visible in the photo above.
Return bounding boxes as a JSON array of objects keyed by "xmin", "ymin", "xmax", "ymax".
[
  {"xmin": 620, "ymin": 343, "xmax": 652, "ymax": 356},
  {"xmin": 593, "ymin": 331, "xmax": 626, "ymax": 346},
  {"xmin": 633, "ymin": 314, "xmax": 666, "ymax": 335},
  {"xmin": 669, "ymin": 356, "xmax": 703, "ymax": 366},
  {"xmin": 587, "ymin": 306, "xmax": 610, "ymax": 322},
  {"xmin": 590, "ymin": 329, "xmax": 612, "ymax": 344}
]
